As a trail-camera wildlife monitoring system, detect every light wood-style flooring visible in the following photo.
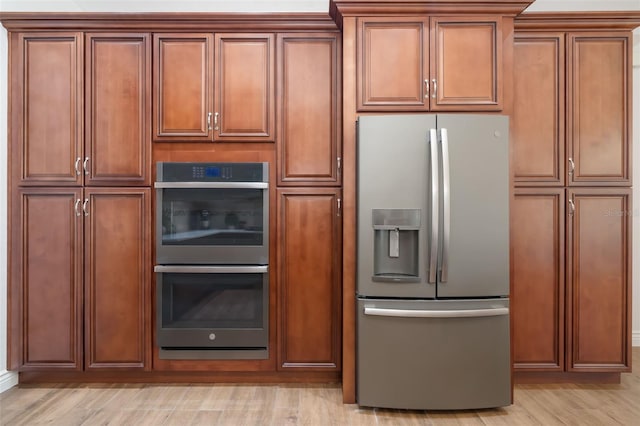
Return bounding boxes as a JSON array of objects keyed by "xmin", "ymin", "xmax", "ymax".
[{"xmin": 1, "ymin": 348, "xmax": 639, "ymax": 425}]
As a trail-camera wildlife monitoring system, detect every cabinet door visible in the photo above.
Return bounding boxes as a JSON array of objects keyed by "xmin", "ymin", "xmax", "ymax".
[
  {"xmin": 567, "ymin": 34, "xmax": 630, "ymax": 185},
  {"xmin": 153, "ymin": 34, "xmax": 214, "ymax": 141},
  {"xmin": 14, "ymin": 33, "xmax": 83, "ymax": 186},
  {"xmin": 357, "ymin": 17, "xmax": 429, "ymax": 111},
  {"xmin": 567, "ymin": 189, "xmax": 631, "ymax": 371},
  {"xmin": 513, "ymin": 33, "xmax": 565, "ymax": 185},
  {"xmin": 512, "ymin": 189, "xmax": 565, "ymax": 371},
  {"xmin": 277, "ymin": 33, "xmax": 341, "ymax": 185},
  {"xmin": 214, "ymin": 34, "xmax": 275, "ymax": 141},
  {"xmin": 277, "ymin": 189, "xmax": 342, "ymax": 370},
  {"xmin": 84, "ymin": 188, "xmax": 151, "ymax": 369},
  {"xmin": 430, "ymin": 17, "xmax": 502, "ymax": 111},
  {"xmin": 85, "ymin": 33, "xmax": 151, "ymax": 186},
  {"xmin": 13, "ymin": 189, "xmax": 83, "ymax": 370}
]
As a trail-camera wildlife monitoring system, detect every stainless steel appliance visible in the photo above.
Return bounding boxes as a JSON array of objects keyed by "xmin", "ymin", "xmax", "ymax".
[
  {"xmin": 156, "ymin": 162, "xmax": 268, "ymax": 265},
  {"xmin": 155, "ymin": 162, "xmax": 269, "ymax": 359},
  {"xmin": 357, "ymin": 114, "xmax": 510, "ymax": 410}
]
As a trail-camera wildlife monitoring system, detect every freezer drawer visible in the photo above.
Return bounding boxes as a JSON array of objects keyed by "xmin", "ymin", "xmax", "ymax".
[{"xmin": 357, "ymin": 298, "xmax": 511, "ymax": 410}]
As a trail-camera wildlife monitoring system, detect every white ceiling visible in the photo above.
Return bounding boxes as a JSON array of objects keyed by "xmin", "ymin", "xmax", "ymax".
[{"xmin": 0, "ymin": 0, "xmax": 639, "ymax": 13}]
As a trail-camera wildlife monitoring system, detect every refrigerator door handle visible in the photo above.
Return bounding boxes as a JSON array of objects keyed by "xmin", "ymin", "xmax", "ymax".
[
  {"xmin": 440, "ymin": 128, "xmax": 451, "ymax": 283},
  {"xmin": 428, "ymin": 128, "xmax": 439, "ymax": 284},
  {"xmin": 364, "ymin": 307, "xmax": 509, "ymax": 318}
]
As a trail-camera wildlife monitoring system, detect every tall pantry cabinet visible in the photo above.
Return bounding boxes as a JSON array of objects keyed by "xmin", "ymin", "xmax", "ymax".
[
  {"xmin": 511, "ymin": 14, "xmax": 637, "ymax": 378},
  {"xmin": 8, "ymin": 32, "xmax": 151, "ymax": 371}
]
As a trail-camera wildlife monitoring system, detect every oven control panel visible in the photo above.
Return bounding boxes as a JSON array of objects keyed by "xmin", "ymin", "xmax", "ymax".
[{"xmin": 157, "ymin": 162, "xmax": 268, "ymax": 182}]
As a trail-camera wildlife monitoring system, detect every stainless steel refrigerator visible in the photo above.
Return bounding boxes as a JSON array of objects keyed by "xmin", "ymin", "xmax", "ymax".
[{"xmin": 357, "ymin": 114, "xmax": 511, "ymax": 410}]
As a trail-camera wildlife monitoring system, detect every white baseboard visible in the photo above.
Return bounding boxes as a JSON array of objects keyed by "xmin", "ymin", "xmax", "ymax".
[
  {"xmin": 0, "ymin": 370, "xmax": 18, "ymax": 393},
  {"xmin": 633, "ymin": 331, "xmax": 640, "ymax": 347}
]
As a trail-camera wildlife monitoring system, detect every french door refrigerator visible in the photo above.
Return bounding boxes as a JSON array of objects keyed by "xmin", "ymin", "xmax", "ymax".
[{"xmin": 357, "ymin": 114, "xmax": 510, "ymax": 410}]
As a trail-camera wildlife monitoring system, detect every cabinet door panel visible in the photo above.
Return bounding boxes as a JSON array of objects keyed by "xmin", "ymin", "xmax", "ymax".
[
  {"xmin": 84, "ymin": 188, "xmax": 151, "ymax": 369},
  {"xmin": 16, "ymin": 33, "xmax": 83, "ymax": 186},
  {"xmin": 214, "ymin": 34, "xmax": 275, "ymax": 141},
  {"xmin": 153, "ymin": 34, "xmax": 213, "ymax": 141},
  {"xmin": 513, "ymin": 33, "xmax": 565, "ymax": 185},
  {"xmin": 430, "ymin": 17, "xmax": 502, "ymax": 110},
  {"xmin": 17, "ymin": 189, "xmax": 83, "ymax": 370},
  {"xmin": 512, "ymin": 189, "xmax": 564, "ymax": 371},
  {"xmin": 85, "ymin": 33, "xmax": 151, "ymax": 185},
  {"xmin": 568, "ymin": 34, "xmax": 630, "ymax": 185},
  {"xmin": 567, "ymin": 189, "xmax": 631, "ymax": 371},
  {"xmin": 278, "ymin": 34, "xmax": 341, "ymax": 185},
  {"xmin": 357, "ymin": 17, "xmax": 429, "ymax": 110},
  {"xmin": 277, "ymin": 189, "xmax": 342, "ymax": 370}
]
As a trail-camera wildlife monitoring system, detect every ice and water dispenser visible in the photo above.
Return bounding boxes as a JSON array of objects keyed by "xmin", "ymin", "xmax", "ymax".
[{"xmin": 371, "ymin": 209, "xmax": 420, "ymax": 282}]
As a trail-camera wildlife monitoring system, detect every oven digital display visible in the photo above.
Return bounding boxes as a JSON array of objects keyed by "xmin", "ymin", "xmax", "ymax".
[{"xmin": 205, "ymin": 166, "xmax": 221, "ymax": 178}]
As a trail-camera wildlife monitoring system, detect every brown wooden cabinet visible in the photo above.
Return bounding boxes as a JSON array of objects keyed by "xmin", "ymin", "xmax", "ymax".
[
  {"xmin": 12, "ymin": 32, "xmax": 151, "ymax": 187},
  {"xmin": 277, "ymin": 33, "xmax": 341, "ymax": 185},
  {"xmin": 10, "ymin": 188, "xmax": 151, "ymax": 371},
  {"xmin": 512, "ymin": 188, "xmax": 565, "ymax": 371},
  {"xmin": 513, "ymin": 31, "xmax": 631, "ymax": 187},
  {"xmin": 277, "ymin": 189, "xmax": 342, "ymax": 370},
  {"xmin": 152, "ymin": 33, "xmax": 275, "ymax": 142},
  {"xmin": 357, "ymin": 16, "xmax": 502, "ymax": 111},
  {"xmin": 85, "ymin": 33, "xmax": 151, "ymax": 186},
  {"xmin": 566, "ymin": 188, "xmax": 631, "ymax": 372},
  {"xmin": 513, "ymin": 33, "xmax": 565, "ymax": 186},
  {"xmin": 13, "ymin": 33, "xmax": 84, "ymax": 186},
  {"xmin": 567, "ymin": 34, "xmax": 630, "ymax": 186}
]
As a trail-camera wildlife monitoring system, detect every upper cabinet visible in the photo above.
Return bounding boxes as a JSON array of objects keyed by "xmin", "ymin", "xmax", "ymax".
[
  {"xmin": 85, "ymin": 33, "xmax": 151, "ymax": 186},
  {"xmin": 153, "ymin": 33, "xmax": 275, "ymax": 143},
  {"xmin": 13, "ymin": 32, "xmax": 151, "ymax": 187},
  {"xmin": 14, "ymin": 33, "xmax": 84, "ymax": 186},
  {"xmin": 277, "ymin": 33, "xmax": 341, "ymax": 185},
  {"xmin": 568, "ymin": 33, "xmax": 630, "ymax": 186},
  {"xmin": 357, "ymin": 16, "xmax": 502, "ymax": 111},
  {"xmin": 513, "ymin": 29, "xmax": 632, "ymax": 187}
]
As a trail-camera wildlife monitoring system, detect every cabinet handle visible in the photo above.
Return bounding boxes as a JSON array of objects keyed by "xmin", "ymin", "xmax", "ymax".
[
  {"xmin": 74, "ymin": 157, "xmax": 81, "ymax": 176},
  {"xmin": 74, "ymin": 198, "xmax": 81, "ymax": 217},
  {"xmin": 568, "ymin": 199, "xmax": 575, "ymax": 216},
  {"xmin": 568, "ymin": 158, "xmax": 575, "ymax": 176},
  {"xmin": 337, "ymin": 157, "xmax": 342, "ymax": 180},
  {"xmin": 214, "ymin": 112, "xmax": 219, "ymax": 131},
  {"xmin": 207, "ymin": 112, "xmax": 213, "ymax": 131},
  {"xmin": 82, "ymin": 198, "xmax": 89, "ymax": 217},
  {"xmin": 432, "ymin": 79, "xmax": 437, "ymax": 99},
  {"xmin": 337, "ymin": 198, "xmax": 341, "ymax": 217},
  {"xmin": 83, "ymin": 157, "xmax": 90, "ymax": 176},
  {"xmin": 424, "ymin": 79, "xmax": 429, "ymax": 99}
]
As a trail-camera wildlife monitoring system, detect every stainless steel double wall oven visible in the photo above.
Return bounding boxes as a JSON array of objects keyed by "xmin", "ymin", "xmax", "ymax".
[{"xmin": 155, "ymin": 162, "xmax": 269, "ymax": 359}]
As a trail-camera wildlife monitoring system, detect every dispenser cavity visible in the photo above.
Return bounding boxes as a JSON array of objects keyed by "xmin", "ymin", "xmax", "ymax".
[{"xmin": 372, "ymin": 209, "xmax": 420, "ymax": 283}]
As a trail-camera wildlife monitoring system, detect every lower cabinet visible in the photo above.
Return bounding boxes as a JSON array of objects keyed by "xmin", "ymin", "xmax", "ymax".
[
  {"xmin": 276, "ymin": 188, "xmax": 342, "ymax": 370},
  {"xmin": 512, "ymin": 187, "xmax": 631, "ymax": 374},
  {"xmin": 10, "ymin": 187, "xmax": 151, "ymax": 371}
]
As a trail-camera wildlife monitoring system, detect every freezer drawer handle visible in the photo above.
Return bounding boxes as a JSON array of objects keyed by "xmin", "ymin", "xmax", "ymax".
[{"xmin": 364, "ymin": 307, "xmax": 509, "ymax": 318}]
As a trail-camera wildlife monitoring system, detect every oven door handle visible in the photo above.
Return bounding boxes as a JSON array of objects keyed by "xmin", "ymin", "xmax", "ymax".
[
  {"xmin": 154, "ymin": 265, "xmax": 268, "ymax": 274},
  {"xmin": 154, "ymin": 182, "xmax": 268, "ymax": 189}
]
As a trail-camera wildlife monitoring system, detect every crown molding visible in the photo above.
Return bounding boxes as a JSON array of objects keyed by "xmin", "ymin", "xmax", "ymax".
[
  {"xmin": 0, "ymin": 12, "xmax": 339, "ymax": 32},
  {"xmin": 516, "ymin": 11, "xmax": 640, "ymax": 31}
]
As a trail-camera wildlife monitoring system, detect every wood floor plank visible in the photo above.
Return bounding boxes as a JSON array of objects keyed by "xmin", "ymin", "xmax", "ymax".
[{"xmin": 1, "ymin": 348, "xmax": 639, "ymax": 425}]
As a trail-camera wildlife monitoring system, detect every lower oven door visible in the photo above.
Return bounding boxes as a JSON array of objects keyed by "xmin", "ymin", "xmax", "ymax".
[{"xmin": 155, "ymin": 265, "xmax": 268, "ymax": 359}]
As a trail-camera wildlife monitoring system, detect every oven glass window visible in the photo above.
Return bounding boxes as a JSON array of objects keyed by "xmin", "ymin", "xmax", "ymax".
[
  {"xmin": 161, "ymin": 273, "xmax": 264, "ymax": 329},
  {"xmin": 161, "ymin": 188, "xmax": 264, "ymax": 246}
]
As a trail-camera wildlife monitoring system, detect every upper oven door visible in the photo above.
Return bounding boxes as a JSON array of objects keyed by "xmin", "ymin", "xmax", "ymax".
[
  {"xmin": 155, "ymin": 162, "xmax": 269, "ymax": 265},
  {"xmin": 156, "ymin": 182, "xmax": 269, "ymax": 264}
]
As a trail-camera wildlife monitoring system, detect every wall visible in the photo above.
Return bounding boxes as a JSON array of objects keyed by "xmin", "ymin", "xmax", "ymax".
[{"xmin": 0, "ymin": 0, "xmax": 639, "ymax": 393}]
